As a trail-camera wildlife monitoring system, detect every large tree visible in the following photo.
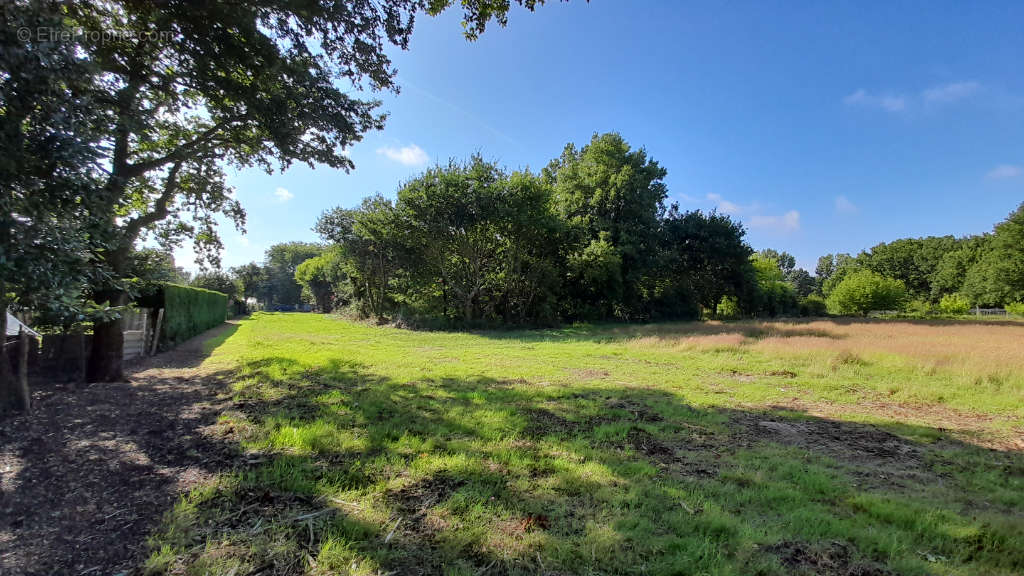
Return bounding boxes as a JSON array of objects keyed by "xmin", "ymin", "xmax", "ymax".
[
  {"xmin": 0, "ymin": 0, "xmax": 546, "ymax": 381},
  {"xmin": 1, "ymin": 2, "xmax": 111, "ymax": 407},
  {"xmin": 545, "ymin": 132, "xmax": 668, "ymax": 319},
  {"xmin": 659, "ymin": 208, "xmax": 751, "ymax": 316},
  {"xmin": 962, "ymin": 203, "xmax": 1024, "ymax": 306}
]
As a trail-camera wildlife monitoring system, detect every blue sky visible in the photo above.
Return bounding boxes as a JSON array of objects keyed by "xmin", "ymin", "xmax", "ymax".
[{"xmin": 180, "ymin": 1, "xmax": 1024, "ymax": 273}]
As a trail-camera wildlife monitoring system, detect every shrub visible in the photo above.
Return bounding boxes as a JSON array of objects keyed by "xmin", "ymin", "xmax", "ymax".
[
  {"xmin": 825, "ymin": 270, "xmax": 907, "ymax": 316},
  {"xmin": 1006, "ymin": 301, "xmax": 1024, "ymax": 317},
  {"xmin": 716, "ymin": 296, "xmax": 742, "ymax": 319},
  {"xmin": 160, "ymin": 283, "xmax": 227, "ymax": 347},
  {"xmin": 939, "ymin": 293, "xmax": 971, "ymax": 315},
  {"xmin": 905, "ymin": 299, "xmax": 935, "ymax": 316},
  {"xmin": 798, "ymin": 295, "xmax": 828, "ymax": 317}
]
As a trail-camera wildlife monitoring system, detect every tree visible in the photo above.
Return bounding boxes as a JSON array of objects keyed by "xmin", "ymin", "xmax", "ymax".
[
  {"xmin": 758, "ymin": 249, "xmax": 796, "ymax": 276},
  {"xmin": 786, "ymin": 268, "xmax": 817, "ymax": 298},
  {"xmin": 860, "ymin": 236, "xmax": 958, "ymax": 300},
  {"xmin": 930, "ymin": 236, "xmax": 988, "ymax": 301},
  {"xmin": 192, "ymin": 271, "xmax": 238, "ymax": 301},
  {"xmin": 962, "ymin": 203, "xmax": 1024, "ymax": 307},
  {"xmin": 263, "ymin": 243, "xmax": 323, "ymax": 307},
  {"xmin": 1, "ymin": 2, "xmax": 111, "ymax": 406},
  {"xmin": 659, "ymin": 208, "xmax": 751, "ymax": 317},
  {"xmin": 546, "ymin": 132, "xmax": 668, "ymax": 319},
  {"xmin": 295, "ymin": 250, "xmax": 346, "ymax": 313},
  {"xmin": 749, "ymin": 254, "xmax": 797, "ymax": 317},
  {"xmin": 826, "ymin": 270, "xmax": 907, "ymax": 316},
  {"xmin": 230, "ymin": 263, "xmax": 267, "ymax": 304},
  {"xmin": 5, "ymin": 1, "xmax": 545, "ymax": 381},
  {"xmin": 820, "ymin": 253, "xmax": 857, "ymax": 297}
]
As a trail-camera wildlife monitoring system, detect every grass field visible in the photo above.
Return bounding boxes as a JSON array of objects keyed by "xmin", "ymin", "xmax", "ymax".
[{"xmin": 145, "ymin": 313, "xmax": 1024, "ymax": 575}]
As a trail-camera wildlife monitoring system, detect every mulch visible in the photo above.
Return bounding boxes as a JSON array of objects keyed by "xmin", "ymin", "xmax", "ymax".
[{"xmin": 0, "ymin": 323, "xmax": 239, "ymax": 576}]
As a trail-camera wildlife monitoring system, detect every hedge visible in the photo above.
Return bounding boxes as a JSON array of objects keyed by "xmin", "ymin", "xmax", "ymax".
[{"xmin": 158, "ymin": 283, "xmax": 227, "ymax": 347}]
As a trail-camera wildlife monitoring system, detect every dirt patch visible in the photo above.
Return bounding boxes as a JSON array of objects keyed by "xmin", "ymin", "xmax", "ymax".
[
  {"xmin": 568, "ymin": 368, "xmax": 610, "ymax": 380},
  {"xmin": 758, "ymin": 397, "xmax": 1022, "ymax": 451},
  {"xmin": 0, "ymin": 322, "xmax": 239, "ymax": 576},
  {"xmin": 763, "ymin": 540, "xmax": 893, "ymax": 576},
  {"xmin": 392, "ymin": 474, "xmax": 467, "ymax": 516},
  {"xmin": 605, "ymin": 397, "xmax": 664, "ymax": 422},
  {"xmin": 620, "ymin": 427, "xmax": 719, "ymax": 478},
  {"xmin": 735, "ymin": 411, "xmax": 938, "ymax": 490},
  {"xmin": 524, "ymin": 407, "xmax": 584, "ymax": 437}
]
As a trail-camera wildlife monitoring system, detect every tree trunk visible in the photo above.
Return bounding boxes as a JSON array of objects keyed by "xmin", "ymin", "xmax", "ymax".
[{"xmin": 87, "ymin": 289, "xmax": 127, "ymax": 382}]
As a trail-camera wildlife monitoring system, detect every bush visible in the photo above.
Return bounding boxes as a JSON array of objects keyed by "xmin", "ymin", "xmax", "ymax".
[
  {"xmin": 904, "ymin": 299, "xmax": 935, "ymax": 316},
  {"xmin": 716, "ymin": 296, "xmax": 741, "ymax": 319},
  {"xmin": 798, "ymin": 295, "xmax": 828, "ymax": 317},
  {"xmin": 1006, "ymin": 301, "xmax": 1024, "ymax": 317},
  {"xmin": 160, "ymin": 283, "xmax": 227, "ymax": 347},
  {"xmin": 939, "ymin": 293, "xmax": 971, "ymax": 315},
  {"xmin": 826, "ymin": 270, "xmax": 907, "ymax": 316}
]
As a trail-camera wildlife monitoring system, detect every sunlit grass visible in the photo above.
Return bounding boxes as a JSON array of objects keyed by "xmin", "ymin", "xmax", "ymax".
[{"xmin": 145, "ymin": 313, "xmax": 1024, "ymax": 575}]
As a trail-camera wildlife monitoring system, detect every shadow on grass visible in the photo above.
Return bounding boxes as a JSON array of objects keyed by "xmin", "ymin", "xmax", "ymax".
[{"xmin": 143, "ymin": 355, "xmax": 1024, "ymax": 576}]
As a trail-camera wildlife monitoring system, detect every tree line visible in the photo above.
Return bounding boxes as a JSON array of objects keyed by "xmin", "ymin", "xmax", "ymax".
[
  {"xmin": 235, "ymin": 136, "xmax": 1023, "ymax": 325},
  {"xmin": 243, "ymin": 133, "xmax": 842, "ymax": 326}
]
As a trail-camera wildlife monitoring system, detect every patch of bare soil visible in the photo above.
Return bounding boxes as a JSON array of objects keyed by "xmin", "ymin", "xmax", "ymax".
[
  {"xmin": 759, "ymin": 397, "xmax": 1023, "ymax": 451},
  {"xmin": 737, "ymin": 413, "xmax": 935, "ymax": 490},
  {"xmin": 762, "ymin": 540, "xmax": 893, "ymax": 576},
  {"xmin": 0, "ymin": 322, "xmax": 239, "ymax": 576}
]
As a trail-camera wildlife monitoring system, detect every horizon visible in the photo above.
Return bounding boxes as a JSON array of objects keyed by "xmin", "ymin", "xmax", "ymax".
[{"xmin": 172, "ymin": 1, "xmax": 1023, "ymax": 273}]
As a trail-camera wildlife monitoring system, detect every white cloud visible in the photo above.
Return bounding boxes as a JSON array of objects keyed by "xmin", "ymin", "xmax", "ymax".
[
  {"xmin": 706, "ymin": 193, "xmax": 754, "ymax": 215},
  {"xmin": 749, "ymin": 210, "xmax": 801, "ymax": 233},
  {"xmin": 834, "ymin": 195, "xmax": 859, "ymax": 214},
  {"xmin": 843, "ymin": 89, "xmax": 906, "ymax": 112},
  {"xmin": 922, "ymin": 81, "xmax": 980, "ymax": 104},
  {"xmin": 274, "ymin": 187, "xmax": 294, "ymax": 202},
  {"xmin": 986, "ymin": 164, "xmax": 1021, "ymax": 180},
  {"xmin": 706, "ymin": 193, "xmax": 799, "ymax": 234},
  {"xmin": 377, "ymin": 143, "xmax": 429, "ymax": 167}
]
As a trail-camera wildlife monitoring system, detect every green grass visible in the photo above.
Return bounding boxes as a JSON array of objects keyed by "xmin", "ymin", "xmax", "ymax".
[{"xmin": 145, "ymin": 313, "xmax": 1024, "ymax": 575}]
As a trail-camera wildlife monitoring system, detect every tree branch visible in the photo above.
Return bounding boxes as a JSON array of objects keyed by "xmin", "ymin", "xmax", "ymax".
[
  {"xmin": 121, "ymin": 115, "xmax": 245, "ymax": 179},
  {"xmin": 119, "ymin": 159, "xmax": 185, "ymax": 249}
]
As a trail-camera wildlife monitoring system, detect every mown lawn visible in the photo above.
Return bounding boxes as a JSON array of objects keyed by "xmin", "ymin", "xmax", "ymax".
[{"xmin": 145, "ymin": 313, "xmax": 1024, "ymax": 575}]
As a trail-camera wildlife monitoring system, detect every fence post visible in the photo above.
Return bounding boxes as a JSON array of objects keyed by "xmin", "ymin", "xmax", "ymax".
[
  {"xmin": 17, "ymin": 327, "xmax": 30, "ymax": 413},
  {"xmin": 150, "ymin": 308, "xmax": 164, "ymax": 356}
]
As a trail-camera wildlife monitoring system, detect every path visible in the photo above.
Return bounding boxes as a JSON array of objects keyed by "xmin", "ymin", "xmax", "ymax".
[{"xmin": 0, "ymin": 321, "xmax": 241, "ymax": 575}]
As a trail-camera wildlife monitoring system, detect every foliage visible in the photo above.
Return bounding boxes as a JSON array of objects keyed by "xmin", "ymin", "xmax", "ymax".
[
  {"xmin": 798, "ymin": 294, "xmax": 828, "ymax": 317},
  {"xmin": 826, "ymin": 270, "xmax": 907, "ymax": 316},
  {"xmin": 860, "ymin": 236, "xmax": 959, "ymax": 300},
  {"xmin": 660, "ymin": 208, "xmax": 751, "ymax": 317},
  {"xmin": 261, "ymin": 243, "xmax": 323, "ymax": 307},
  {"xmin": 749, "ymin": 254, "xmax": 798, "ymax": 317},
  {"xmin": 547, "ymin": 132, "xmax": 668, "ymax": 320},
  {"xmin": 159, "ymin": 283, "xmax": 227, "ymax": 348},
  {"xmin": 192, "ymin": 271, "xmax": 239, "ymax": 301},
  {"xmin": 295, "ymin": 249, "xmax": 347, "ymax": 313},
  {"xmin": 312, "ymin": 142, "xmax": 754, "ymax": 327},
  {"xmin": 229, "ymin": 263, "xmax": 266, "ymax": 302},
  {"xmin": 819, "ymin": 253, "xmax": 858, "ymax": 297},
  {"xmin": 938, "ymin": 293, "xmax": 970, "ymax": 315},
  {"xmin": 962, "ymin": 203, "xmax": 1024, "ymax": 307},
  {"xmin": 715, "ymin": 295, "xmax": 742, "ymax": 319},
  {"xmin": 1006, "ymin": 302, "xmax": 1024, "ymax": 317}
]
